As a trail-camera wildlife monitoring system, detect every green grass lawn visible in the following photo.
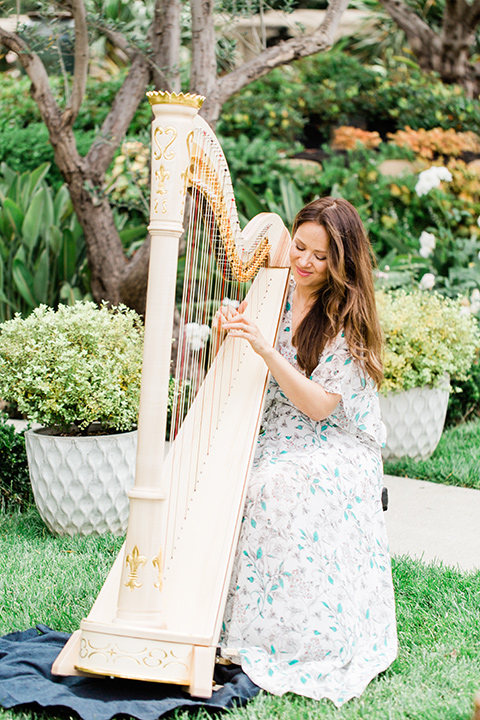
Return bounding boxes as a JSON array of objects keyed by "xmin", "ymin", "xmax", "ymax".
[
  {"xmin": 384, "ymin": 418, "xmax": 480, "ymax": 489},
  {"xmin": 0, "ymin": 508, "xmax": 479, "ymax": 720}
]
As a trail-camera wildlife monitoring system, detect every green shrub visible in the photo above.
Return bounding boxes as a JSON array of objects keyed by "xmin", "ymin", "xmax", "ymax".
[
  {"xmin": 217, "ymin": 65, "xmax": 306, "ymax": 143},
  {"xmin": 220, "ymin": 133, "xmax": 304, "ymax": 193},
  {"xmin": 0, "ymin": 302, "xmax": 144, "ymax": 434},
  {"xmin": 0, "ymin": 163, "xmax": 90, "ymax": 321},
  {"xmin": 0, "ymin": 74, "xmax": 41, "ymax": 131},
  {"xmin": 0, "ymin": 414, "xmax": 32, "ymax": 511},
  {"xmin": 0, "ymin": 125, "xmax": 59, "ymax": 182},
  {"xmin": 218, "ymin": 52, "xmax": 480, "ymax": 146},
  {"xmin": 377, "ymin": 289, "xmax": 480, "ymax": 393},
  {"xmin": 0, "ymin": 124, "xmax": 101, "ymax": 187},
  {"xmin": 298, "ymin": 53, "xmax": 480, "ymax": 138},
  {"xmin": 446, "ymin": 359, "xmax": 480, "ymax": 426}
]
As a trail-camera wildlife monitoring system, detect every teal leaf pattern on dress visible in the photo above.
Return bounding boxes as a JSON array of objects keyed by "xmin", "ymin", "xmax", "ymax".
[{"xmin": 220, "ymin": 280, "xmax": 397, "ymax": 706}]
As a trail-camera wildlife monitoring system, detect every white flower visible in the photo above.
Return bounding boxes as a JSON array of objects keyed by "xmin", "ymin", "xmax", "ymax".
[
  {"xmin": 185, "ymin": 322, "xmax": 211, "ymax": 351},
  {"xmin": 470, "ymin": 289, "xmax": 480, "ymax": 315},
  {"xmin": 419, "ymin": 230, "xmax": 437, "ymax": 258},
  {"xmin": 419, "ymin": 272, "xmax": 436, "ymax": 290},
  {"xmin": 221, "ymin": 297, "xmax": 240, "ymax": 308},
  {"xmin": 477, "ymin": 216, "xmax": 480, "ymax": 228},
  {"xmin": 415, "ymin": 166, "xmax": 453, "ymax": 197},
  {"xmin": 419, "ymin": 231, "xmax": 436, "ymax": 258}
]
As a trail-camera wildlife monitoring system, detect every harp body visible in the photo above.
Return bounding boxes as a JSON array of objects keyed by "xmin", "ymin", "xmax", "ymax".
[{"xmin": 53, "ymin": 93, "xmax": 291, "ymax": 697}]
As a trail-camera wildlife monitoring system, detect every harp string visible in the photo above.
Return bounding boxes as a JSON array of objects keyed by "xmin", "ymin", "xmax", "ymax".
[{"xmin": 165, "ymin": 122, "xmax": 272, "ymax": 553}]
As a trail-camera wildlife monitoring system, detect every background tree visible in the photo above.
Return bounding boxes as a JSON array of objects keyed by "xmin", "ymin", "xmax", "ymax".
[
  {"xmin": 379, "ymin": 0, "xmax": 480, "ymax": 97},
  {"xmin": 0, "ymin": 0, "xmax": 349, "ymax": 314}
]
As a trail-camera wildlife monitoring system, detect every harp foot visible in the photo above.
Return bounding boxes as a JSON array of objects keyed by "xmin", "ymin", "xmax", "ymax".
[
  {"xmin": 187, "ymin": 644, "xmax": 216, "ymax": 698},
  {"xmin": 51, "ymin": 630, "xmax": 94, "ymax": 678}
]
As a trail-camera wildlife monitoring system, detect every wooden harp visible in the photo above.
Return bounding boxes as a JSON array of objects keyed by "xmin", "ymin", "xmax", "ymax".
[{"xmin": 53, "ymin": 92, "xmax": 291, "ymax": 697}]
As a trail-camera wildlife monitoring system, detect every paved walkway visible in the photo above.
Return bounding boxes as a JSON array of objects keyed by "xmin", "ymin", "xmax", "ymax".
[{"xmin": 384, "ymin": 474, "xmax": 480, "ymax": 572}]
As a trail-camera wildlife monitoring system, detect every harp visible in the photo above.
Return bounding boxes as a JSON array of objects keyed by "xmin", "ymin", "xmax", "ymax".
[{"xmin": 52, "ymin": 92, "xmax": 291, "ymax": 697}]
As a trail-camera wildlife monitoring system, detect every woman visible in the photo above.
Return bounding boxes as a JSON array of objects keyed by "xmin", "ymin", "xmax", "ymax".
[{"xmin": 217, "ymin": 197, "xmax": 397, "ymax": 706}]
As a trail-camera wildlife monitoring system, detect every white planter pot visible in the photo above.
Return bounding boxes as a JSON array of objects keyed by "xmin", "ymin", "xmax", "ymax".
[
  {"xmin": 379, "ymin": 385, "xmax": 450, "ymax": 462},
  {"xmin": 24, "ymin": 428, "xmax": 137, "ymax": 536}
]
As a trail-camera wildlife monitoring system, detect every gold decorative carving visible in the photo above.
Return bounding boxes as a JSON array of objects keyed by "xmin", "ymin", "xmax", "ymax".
[
  {"xmin": 190, "ymin": 152, "xmax": 271, "ymax": 282},
  {"xmin": 147, "ymin": 90, "xmax": 205, "ymax": 110},
  {"xmin": 155, "ymin": 165, "xmax": 170, "ymax": 196},
  {"xmin": 181, "ymin": 131, "xmax": 194, "ymax": 197},
  {"xmin": 154, "ymin": 126, "xmax": 177, "ymax": 162},
  {"xmin": 79, "ymin": 637, "xmax": 191, "ymax": 672},
  {"xmin": 153, "ymin": 548, "xmax": 164, "ymax": 590},
  {"xmin": 124, "ymin": 545, "xmax": 147, "ymax": 591}
]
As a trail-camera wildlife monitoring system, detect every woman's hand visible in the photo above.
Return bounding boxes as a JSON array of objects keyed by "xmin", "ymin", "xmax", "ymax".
[
  {"xmin": 222, "ymin": 311, "xmax": 270, "ymax": 357},
  {"xmin": 214, "ymin": 301, "xmax": 270, "ymax": 358},
  {"xmin": 213, "ymin": 300, "xmax": 247, "ymax": 332}
]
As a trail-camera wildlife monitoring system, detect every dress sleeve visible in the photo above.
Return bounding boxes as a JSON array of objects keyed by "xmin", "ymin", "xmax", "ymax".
[
  {"xmin": 309, "ymin": 332, "xmax": 356, "ymax": 396},
  {"xmin": 310, "ymin": 333, "xmax": 386, "ymax": 447}
]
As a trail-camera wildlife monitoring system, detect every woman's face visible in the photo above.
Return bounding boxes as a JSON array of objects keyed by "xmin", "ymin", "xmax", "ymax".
[{"xmin": 289, "ymin": 222, "xmax": 329, "ymax": 293}]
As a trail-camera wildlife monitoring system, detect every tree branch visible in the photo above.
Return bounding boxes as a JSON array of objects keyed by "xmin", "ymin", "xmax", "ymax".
[
  {"xmin": 152, "ymin": 0, "xmax": 181, "ymax": 91},
  {"xmin": 62, "ymin": 0, "xmax": 89, "ymax": 127},
  {"xmin": 89, "ymin": 20, "xmax": 139, "ymax": 61},
  {"xmin": 464, "ymin": 0, "xmax": 480, "ymax": 33},
  {"xmin": 190, "ymin": 0, "xmax": 217, "ymax": 97},
  {"xmin": 211, "ymin": 0, "xmax": 349, "ymax": 116},
  {"xmin": 379, "ymin": 0, "xmax": 438, "ymax": 52},
  {"xmin": 0, "ymin": 26, "xmax": 63, "ymax": 132},
  {"xmin": 85, "ymin": 52, "xmax": 152, "ymax": 176}
]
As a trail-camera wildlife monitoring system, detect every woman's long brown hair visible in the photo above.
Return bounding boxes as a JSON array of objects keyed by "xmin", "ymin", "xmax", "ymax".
[{"xmin": 291, "ymin": 197, "xmax": 383, "ymax": 387}]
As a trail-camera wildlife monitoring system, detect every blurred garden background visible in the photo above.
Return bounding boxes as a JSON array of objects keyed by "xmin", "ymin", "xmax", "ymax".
[{"xmin": 1, "ymin": 0, "xmax": 480, "ymax": 718}]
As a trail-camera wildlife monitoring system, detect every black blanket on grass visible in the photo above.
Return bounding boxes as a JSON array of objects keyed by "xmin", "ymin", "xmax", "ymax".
[{"xmin": 0, "ymin": 626, "xmax": 259, "ymax": 720}]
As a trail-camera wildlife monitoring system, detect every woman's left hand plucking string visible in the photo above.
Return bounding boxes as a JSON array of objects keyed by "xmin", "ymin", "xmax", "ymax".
[{"xmin": 222, "ymin": 313, "xmax": 270, "ymax": 358}]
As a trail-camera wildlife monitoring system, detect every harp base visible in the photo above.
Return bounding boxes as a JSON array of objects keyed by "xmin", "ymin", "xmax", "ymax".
[{"xmin": 52, "ymin": 624, "xmax": 217, "ymax": 698}]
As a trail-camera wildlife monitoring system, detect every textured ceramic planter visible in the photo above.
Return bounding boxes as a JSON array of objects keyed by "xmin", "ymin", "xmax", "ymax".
[
  {"xmin": 24, "ymin": 428, "xmax": 137, "ymax": 536},
  {"xmin": 379, "ymin": 384, "xmax": 450, "ymax": 462}
]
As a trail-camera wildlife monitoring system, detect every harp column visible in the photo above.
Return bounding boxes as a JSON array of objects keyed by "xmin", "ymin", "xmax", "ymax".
[{"xmin": 116, "ymin": 92, "xmax": 204, "ymax": 624}]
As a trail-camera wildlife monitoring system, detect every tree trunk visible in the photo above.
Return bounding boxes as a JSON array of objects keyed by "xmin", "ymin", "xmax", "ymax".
[
  {"xmin": 152, "ymin": 0, "xmax": 182, "ymax": 92},
  {"xmin": 118, "ymin": 235, "xmax": 151, "ymax": 316},
  {"xmin": 49, "ymin": 128, "xmax": 127, "ymax": 304},
  {"xmin": 380, "ymin": 0, "xmax": 480, "ymax": 96},
  {"xmin": 190, "ymin": 0, "xmax": 218, "ymax": 98}
]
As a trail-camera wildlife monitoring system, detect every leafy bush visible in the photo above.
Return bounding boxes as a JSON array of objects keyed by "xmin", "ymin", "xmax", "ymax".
[
  {"xmin": 0, "ymin": 123, "xmax": 100, "ymax": 188},
  {"xmin": 446, "ymin": 360, "xmax": 480, "ymax": 426},
  {"xmin": 0, "ymin": 125, "xmax": 59, "ymax": 183},
  {"xmin": 220, "ymin": 133, "xmax": 304, "ymax": 193},
  {"xmin": 0, "ymin": 415, "xmax": 32, "ymax": 511},
  {"xmin": 0, "ymin": 302, "xmax": 144, "ymax": 434},
  {"xmin": 0, "ymin": 74, "xmax": 41, "ymax": 131},
  {"xmin": 217, "ymin": 64, "xmax": 306, "ymax": 143},
  {"xmin": 376, "ymin": 289, "xmax": 479, "ymax": 393},
  {"xmin": 218, "ymin": 52, "xmax": 480, "ymax": 146},
  {"xmin": 0, "ymin": 163, "xmax": 90, "ymax": 321}
]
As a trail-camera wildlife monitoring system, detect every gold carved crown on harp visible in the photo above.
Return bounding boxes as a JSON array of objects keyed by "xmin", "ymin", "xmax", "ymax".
[{"xmin": 52, "ymin": 90, "xmax": 292, "ymax": 697}]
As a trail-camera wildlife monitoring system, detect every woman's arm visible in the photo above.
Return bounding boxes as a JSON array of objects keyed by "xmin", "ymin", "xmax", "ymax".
[{"xmin": 221, "ymin": 310, "xmax": 340, "ymax": 422}]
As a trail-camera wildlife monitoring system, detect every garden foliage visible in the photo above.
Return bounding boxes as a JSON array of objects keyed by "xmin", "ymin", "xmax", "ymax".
[
  {"xmin": 0, "ymin": 414, "xmax": 32, "ymax": 511},
  {"xmin": 3, "ymin": 48, "xmax": 480, "ymax": 421},
  {"xmin": 217, "ymin": 52, "xmax": 480, "ymax": 145},
  {"xmin": 376, "ymin": 289, "xmax": 479, "ymax": 393},
  {"xmin": 0, "ymin": 302, "xmax": 144, "ymax": 434},
  {"xmin": 0, "ymin": 162, "xmax": 90, "ymax": 320}
]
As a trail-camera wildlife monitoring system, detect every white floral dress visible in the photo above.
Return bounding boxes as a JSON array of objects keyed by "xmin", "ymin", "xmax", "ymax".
[{"xmin": 220, "ymin": 283, "xmax": 397, "ymax": 706}]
